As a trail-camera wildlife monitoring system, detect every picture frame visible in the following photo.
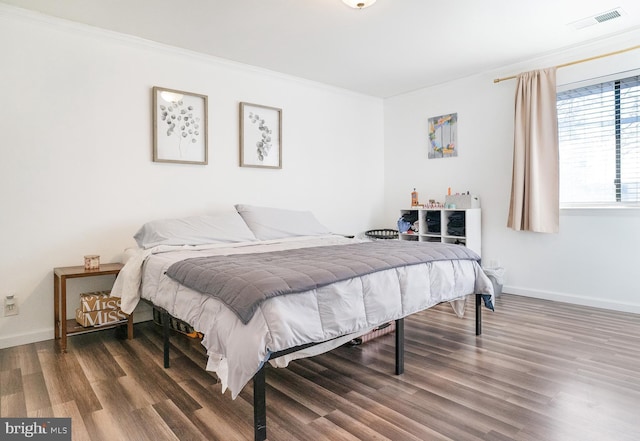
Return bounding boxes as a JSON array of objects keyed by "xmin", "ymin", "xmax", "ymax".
[
  {"xmin": 428, "ymin": 112, "xmax": 458, "ymax": 159},
  {"xmin": 153, "ymin": 86, "xmax": 208, "ymax": 165},
  {"xmin": 239, "ymin": 102, "xmax": 282, "ymax": 169}
]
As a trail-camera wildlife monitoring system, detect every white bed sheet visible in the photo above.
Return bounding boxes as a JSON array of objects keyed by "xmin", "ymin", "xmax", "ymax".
[{"xmin": 111, "ymin": 235, "xmax": 493, "ymax": 398}]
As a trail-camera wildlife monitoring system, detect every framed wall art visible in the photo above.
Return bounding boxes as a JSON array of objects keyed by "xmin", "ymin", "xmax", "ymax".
[
  {"xmin": 239, "ymin": 102, "xmax": 282, "ymax": 169},
  {"xmin": 428, "ymin": 112, "xmax": 458, "ymax": 159},
  {"xmin": 153, "ymin": 86, "xmax": 208, "ymax": 165}
]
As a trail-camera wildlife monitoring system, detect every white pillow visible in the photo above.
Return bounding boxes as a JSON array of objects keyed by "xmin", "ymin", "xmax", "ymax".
[
  {"xmin": 134, "ymin": 211, "xmax": 257, "ymax": 249},
  {"xmin": 235, "ymin": 204, "xmax": 331, "ymax": 240}
]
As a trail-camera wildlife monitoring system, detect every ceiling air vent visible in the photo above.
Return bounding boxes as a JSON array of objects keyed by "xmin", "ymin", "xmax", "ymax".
[
  {"xmin": 571, "ymin": 8, "xmax": 625, "ymax": 29},
  {"xmin": 594, "ymin": 9, "xmax": 621, "ymax": 23}
]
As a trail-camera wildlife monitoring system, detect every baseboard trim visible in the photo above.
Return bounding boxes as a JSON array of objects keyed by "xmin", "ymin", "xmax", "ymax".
[
  {"xmin": 0, "ymin": 308, "xmax": 153, "ymax": 350},
  {"xmin": 0, "ymin": 327, "xmax": 53, "ymax": 350},
  {"xmin": 503, "ymin": 285, "xmax": 640, "ymax": 314},
  {"xmin": 2, "ymin": 293, "xmax": 636, "ymax": 349}
]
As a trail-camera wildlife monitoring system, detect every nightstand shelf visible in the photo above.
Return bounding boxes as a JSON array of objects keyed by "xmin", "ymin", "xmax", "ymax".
[{"xmin": 53, "ymin": 263, "xmax": 133, "ymax": 352}]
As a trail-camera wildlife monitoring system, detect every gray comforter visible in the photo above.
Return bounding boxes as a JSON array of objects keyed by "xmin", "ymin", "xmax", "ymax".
[{"xmin": 166, "ymin": 241, "xmax": 481, "ymax": 324}]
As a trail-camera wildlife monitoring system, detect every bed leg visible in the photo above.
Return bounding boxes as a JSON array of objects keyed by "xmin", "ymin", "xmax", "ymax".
[
  {"xmin": 253, "ymin": 365, "xmax": 267, "ymax": 441},
  {"xmin": 161, "ymin": 309, "xmax": 170, "ymax": 368},
  {"xmin": 395, "ymin": 318, "xmax": 404, "ymax": 375},
  {"xmin": 475, "ymin": 294, "xmax": 482, "ymax": 336}
]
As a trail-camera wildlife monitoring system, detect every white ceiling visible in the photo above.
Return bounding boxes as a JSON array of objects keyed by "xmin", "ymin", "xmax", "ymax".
[{"xmin": 2, "ymin": 0, "xmax": 640, "ymax": 97}]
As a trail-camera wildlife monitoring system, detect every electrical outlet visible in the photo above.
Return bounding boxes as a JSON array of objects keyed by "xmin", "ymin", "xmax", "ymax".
[{"xmin": 4, "ymin": 295, "xmax": 18, "ymax": 317}]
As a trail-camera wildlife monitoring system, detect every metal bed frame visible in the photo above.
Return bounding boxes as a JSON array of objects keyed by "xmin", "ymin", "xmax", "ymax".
[{"xmin": 151, "ymin": 293, "xmax": 484, "ymax": 441}]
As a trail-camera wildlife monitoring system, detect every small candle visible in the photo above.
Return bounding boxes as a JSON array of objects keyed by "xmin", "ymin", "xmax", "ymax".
[{"xmin": 84, "ymin": 255, "xmax": 100, "ymax": 270}]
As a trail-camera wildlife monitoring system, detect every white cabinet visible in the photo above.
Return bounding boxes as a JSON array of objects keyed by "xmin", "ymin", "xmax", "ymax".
[{"xmin": 398, "ymin": 208, "xmax": 481, "ymax": 257}]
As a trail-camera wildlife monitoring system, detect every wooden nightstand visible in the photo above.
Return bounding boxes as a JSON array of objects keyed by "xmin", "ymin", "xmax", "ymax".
[{"xmin": 53, "ymin": 263, "xmax": 133, "ymax": 352}]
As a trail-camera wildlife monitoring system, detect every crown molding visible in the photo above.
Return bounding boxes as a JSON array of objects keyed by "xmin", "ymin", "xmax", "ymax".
[{"xmin": 0, "ymin": 3, "xmax": 381, "ymax": 100}]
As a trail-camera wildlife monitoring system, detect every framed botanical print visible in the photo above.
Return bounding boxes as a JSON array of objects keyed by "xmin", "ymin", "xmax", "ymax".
[
  {"xmin": 239, "ymin": 102, "xmax": 282, "ymax": 169},
  {"xmin": 153, "ymin": 86, "xmax": 208, "ymax": 165}
]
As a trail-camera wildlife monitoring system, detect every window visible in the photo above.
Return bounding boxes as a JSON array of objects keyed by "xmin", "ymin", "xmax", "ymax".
[{"xmin": 557, "ymin": 73, "xmax": 640, "ymax": 207}]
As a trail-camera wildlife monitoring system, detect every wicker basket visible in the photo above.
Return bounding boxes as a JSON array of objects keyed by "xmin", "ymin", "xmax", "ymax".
[{"xmin": 364, "ymin": 229, "xmax": 399, "ymax": 240}]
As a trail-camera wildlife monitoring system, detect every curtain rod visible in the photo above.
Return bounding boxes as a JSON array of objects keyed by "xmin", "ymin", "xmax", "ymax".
[{"xmin": 493, "ymin": 45, "xmax": 640, "ymax": 83}]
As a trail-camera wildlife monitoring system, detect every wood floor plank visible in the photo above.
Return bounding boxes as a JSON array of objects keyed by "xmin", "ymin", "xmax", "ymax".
[
  {"xmin": 307, "ymin": 415, "xmax": 366, "ymax": 441},
  {"xmin": 72, "ymin": 334, "xmax": 126, "ymax": 383},
  {"xmin": 176, "ymin": 380, "xmax": 245, "ymax": 441},
  {"xmin": 82, "ymin": 408, "xmax": 129, "ymax": 441},
  {"xmin": 324, "ymin": 408, "xmax": 394, "ymax": 441},
  {"xmin": 1, "ymin": 392, "xmax": 27, "ymax": 418},
  {"xmin": 52, "ymin": 400, "xmax": 91, "ymax": 441},
  {"xmin": 327, "ymin": 395, "xmax": 432, "ymax": 441},
  {"xmin": 36, "ymin": 345, "xmax": 74, "ymax": 407},
  {"xmin": 0, "ymin": 344, "xmax": 41, "ymax": 376},
  {"xmin": 191, "ymin": 406, "xmax": 251, "ymax": 441},
  {"xmin": 152, "ymin": 398, "xmax": 209, "ymax": 441},
  {"xmin": 0, "ymin": 367, "xmax": 23, "ymax": 398},
  {"xmin": 116, "ymin": 341, "xmax": 203, "ymax": 412},
  {"xmin": 114, "ymin": 374, "xmax": 155, "ymax": 410},
  {"xmin": 262, "ymin": 365, "xmax": 337, "ymax": 416},
  {"xmin": 42, "ymin": 346, "xmax": 104, "ymax": 416},
  {"xmin": 344, "ymin": 389, "xmax": 460, "ymax": 441},
  {"xmin": 1, "ymin": 294, "xmax": 640, "ymax": 440},
  {"xmin": 131, "ymin": 404, "xmax": 181, "ymax": 441},
  {"xmin": 23, "ymin": 371, "xmax": 52, "ymax": 415},
  {"xmin": 88, "ymin": 379, "xmax": 177, "ymax": 441}
]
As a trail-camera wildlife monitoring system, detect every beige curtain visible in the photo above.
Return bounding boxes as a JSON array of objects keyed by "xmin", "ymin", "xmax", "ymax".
[{"xmin": 507, "ymin": 68, "xmax": 559, "ymax": 233}]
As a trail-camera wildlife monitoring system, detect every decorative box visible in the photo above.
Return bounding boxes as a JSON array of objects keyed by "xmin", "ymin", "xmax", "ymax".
[
  {"xmin": 80, "ymin": 291, "xmax": 121, "ymax": 312},
  {"xmin": 444, "ymin": 194, "xmax": 480, "ymax": 209},
  {"xmin": 75, "ymin": 307, "xmax": 128, "ymax": 327},
  {"xmin": 76, "ymin": 290, "xmax": 126, "ymax": 327}
]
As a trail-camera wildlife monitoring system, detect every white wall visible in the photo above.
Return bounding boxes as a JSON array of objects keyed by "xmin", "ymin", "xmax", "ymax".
[
  {"xmin": 384, "ymin": 30, "xmax": 640, "ymax": 313},
  {"xmin": 0, "ymin": 6, "xmax": 385, "ymax": 348}
]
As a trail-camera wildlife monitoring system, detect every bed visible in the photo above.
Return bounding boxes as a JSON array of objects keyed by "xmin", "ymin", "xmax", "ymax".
[{"xmin": 111, "ymin": 205, "xmax": 494, "ymax": 441}]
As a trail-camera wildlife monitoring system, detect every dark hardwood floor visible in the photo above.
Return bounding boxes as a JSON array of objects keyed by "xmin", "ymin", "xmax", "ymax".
[{"xmin": 2, "ymin": 294, "xmax": 640, "ymax": 440}]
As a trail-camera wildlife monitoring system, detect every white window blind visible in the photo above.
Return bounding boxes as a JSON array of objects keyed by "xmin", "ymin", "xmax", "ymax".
[{"xmin": 557, "ymin": 74, "xmax": 640, "ymax": 206}]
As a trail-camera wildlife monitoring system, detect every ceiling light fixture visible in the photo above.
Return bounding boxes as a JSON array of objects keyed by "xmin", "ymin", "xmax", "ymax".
[{"xmin": 342, "ymin": 0, "xmax": 376, "ymax": 9}]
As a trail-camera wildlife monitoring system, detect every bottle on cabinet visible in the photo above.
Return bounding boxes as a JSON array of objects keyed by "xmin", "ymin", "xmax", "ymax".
[{"xmin": 411, "ymin": 188, "xmax": 419, "ymax": 206}]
